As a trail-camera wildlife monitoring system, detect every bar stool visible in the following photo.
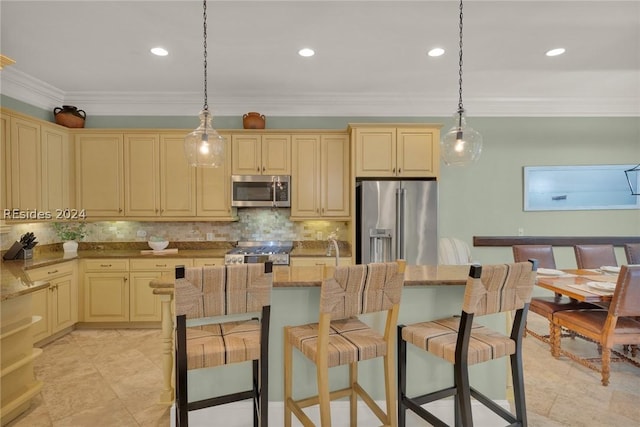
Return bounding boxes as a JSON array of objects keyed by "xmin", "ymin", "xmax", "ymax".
[
  {"xmin": 284, "ymin": 260, "xmax": 406, "ymax": 427},
  {"xmin": 174, "ymin": 263, "xmax": 273, "ymax": 427},
  {"xmin": 398, "ymin": 261, "xmax": 537, "ymax": 427}
]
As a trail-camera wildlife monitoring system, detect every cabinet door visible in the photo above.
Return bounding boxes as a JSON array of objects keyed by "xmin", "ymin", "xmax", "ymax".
[
  {"xmin": 262, "ymin": 134, "xmax": 291, "ymax": 175},
  {"xmin": 31, "ymin": 287, "xmax": 51, "ymax": 342},
  {"xmin": 83, "ymin": 273, "xmax": 129, "ymax": 322},
  {"xmin": 231, "ymin": 135, "xmax": 261, "ymax": 175},
  {"xmin": 291, "ymin": 135, "xmax": 320, "ymax": 218},
  {"xmin": 397, "ymin": 128, "xmax": 439, "ymax": 177},
  {"xmin": 0, "ymin": 113, "xmax": 8, "ymax": 212},
  {"xmin": 41, "ymin": 124, "xmax": 72, "ymax": 212},
  {"xmin": 51, "ymin": 273, "xmax": 77, "ymax": 333},
  {"xmin": 354, "ymin": 127, "xmax": 396, "ymax": 177},
  {"xmin": 197, "ymin": 134, "xmax": 235, "ymax": 218},
  {"xmin": 124, "ymin": 133, "xmax": 159, "ymax": 217},
  {"xmin": 160, "ymin": 134, "xmax": 196, "ymax": 217},
  {"xmin": 10, "ymin": 117, "xmax": 41, "ymax": 210},
  {"xmin": 321, "ymin": 135, "xmax": 349, "ymax": 217},
  {"xmin": 129, "ymin": 271, "xmax": 162, "ymax": 322},
  {"xmin": 76, "ymin": 134, "xmax": 124, "ymax": 217}
]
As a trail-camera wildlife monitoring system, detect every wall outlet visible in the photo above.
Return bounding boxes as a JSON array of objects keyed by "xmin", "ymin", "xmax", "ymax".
[
  {"xmin": 316, "ymin": 231, "xmax": 323, "ymax": 240},
  {"xmin": 518, "ymin": 228, "xmax": 524, "ymax": 236},
  {"xmin": 137, "ymin": 230, "xmax": 147, "ymax": 238},
  {"xmin": 206, "ymin": 232, "xmax": 214, "ymax": 241}
]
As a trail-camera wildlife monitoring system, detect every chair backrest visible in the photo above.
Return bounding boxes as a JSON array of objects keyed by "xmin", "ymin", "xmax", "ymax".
[
  {"xmin": 175, "ymin": 263, "xmax": 273, "ymax": 319},
  {"xmin": 461, "ymin": 262, "xmax": 537, "ymax": 316},
  {"xmin": 625, "ymin": 243, "xmax": 640, "ymax": 264},
  {"xmin": 319, "ymin": 261, "xmax": 406, "ymax": 319},
  {"xmin": 608, "ymin": 265, "xmax": 640, "ymax": 318},
  {"xmin": 574, "ymin": 244, "xmax": 617, "ymax": 269},
  {"xmin": 512, "ymin": 245, "xmax": 556, "ymax": 269},
  {"xmin": 438, "ymin": 237, "xmax": 473, "ymax": 265}
]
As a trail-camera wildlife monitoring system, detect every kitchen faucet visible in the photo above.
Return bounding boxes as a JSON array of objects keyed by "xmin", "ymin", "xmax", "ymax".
[{"xmin": 327, "ymin": 238, "xmax": 340, "ymax": 266}]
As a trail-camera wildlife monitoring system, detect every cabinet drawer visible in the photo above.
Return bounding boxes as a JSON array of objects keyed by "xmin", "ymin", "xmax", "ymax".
[
  {"xmin": 27, "ymin": 261, "xmax": 74, "ymax": 281},
  {"xmin": 130, "ymin": 258, "xmax": 191, "ymax": 272},
  {"xmin": 83, "ymin": 259, "xmax": 129, "ymax": 272},
  {"xmin": 192, "ymin": 258, "xmax": 225, "ymax": 267}
]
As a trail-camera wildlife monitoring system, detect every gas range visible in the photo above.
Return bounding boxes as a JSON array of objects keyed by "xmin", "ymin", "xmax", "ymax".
[{"xmin": 225, "ymin": 241, "xmax": 293, "ymax": 265}]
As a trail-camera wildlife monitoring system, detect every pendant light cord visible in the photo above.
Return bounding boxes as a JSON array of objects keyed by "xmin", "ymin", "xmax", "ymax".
[
  {"xmin": 202, "ymin": 0, "xmax": 208, "ymax": 112},
  {"xmin": 457, "ymin": 0, "xmax": 464, "ymax": 127}
]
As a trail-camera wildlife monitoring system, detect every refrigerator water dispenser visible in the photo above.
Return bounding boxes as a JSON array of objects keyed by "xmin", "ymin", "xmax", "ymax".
[{"xmin": 369, "ymin": 228, "xmax": 392, "ymax": 262}]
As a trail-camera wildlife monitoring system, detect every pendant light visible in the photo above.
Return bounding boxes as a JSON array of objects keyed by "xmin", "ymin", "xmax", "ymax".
[
  {"xmin": 184, "ymin": 0, "xmax": 225, "ymax": 168},
  {"xmin": 441, "ymin": 0, "xmax": 483, "ymax": 166}
]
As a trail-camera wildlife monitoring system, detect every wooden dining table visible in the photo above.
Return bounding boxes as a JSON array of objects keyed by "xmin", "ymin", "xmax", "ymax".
[{"xmin": 535, "ymin": 268, "xmax": 620, "ymax": 303}]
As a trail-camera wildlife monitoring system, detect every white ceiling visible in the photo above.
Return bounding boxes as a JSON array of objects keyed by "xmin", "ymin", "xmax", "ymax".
[{"xmin": 1, "ymin": 0, "xmax": 639, "ymax": 117}]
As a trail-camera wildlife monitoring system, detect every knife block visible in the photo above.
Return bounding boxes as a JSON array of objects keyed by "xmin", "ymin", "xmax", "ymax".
[
  {"xmin": 20, "ymin": 249, "xmax": 33, "ymax": 260},
  {"xmin": 3, "ymin": 241, "xmax": 25, "ymax": 260}
]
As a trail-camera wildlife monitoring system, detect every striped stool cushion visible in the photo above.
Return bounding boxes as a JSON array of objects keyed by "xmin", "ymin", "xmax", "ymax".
[
  {"xmin": 286, "ymin": 317, "xmax": 386, "ymax": 368},
  {"xmin": 186, "ymin": 318, "xmax": 261, "ymax": 370},
  {"xmin": 401, "ymin": 316, "xmax": 515, "ymax": 365}
]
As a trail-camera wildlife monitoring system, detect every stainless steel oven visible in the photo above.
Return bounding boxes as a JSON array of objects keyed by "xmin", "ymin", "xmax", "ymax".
[
  {"xmin": 231, "ymin": 175, "xmax": 291, "ymax": 207},
  {"xmin": 225, "ymin": 241, "xmax": 293, "ymax": 265}
]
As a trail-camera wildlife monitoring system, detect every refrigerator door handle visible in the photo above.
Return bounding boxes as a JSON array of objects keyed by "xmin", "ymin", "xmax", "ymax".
[{"xmin": 397, "ymin": 188, "xmax": 405, "ymax": 259}]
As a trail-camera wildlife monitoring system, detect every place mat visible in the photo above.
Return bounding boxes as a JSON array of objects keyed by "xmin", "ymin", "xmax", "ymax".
[
  {"xmin": 578, "ymin": 274, "xmax": 617, "ymax": 282},
  {"xmin": 567, "ymin": 283, "xmax": 613, "ymax": 296}
]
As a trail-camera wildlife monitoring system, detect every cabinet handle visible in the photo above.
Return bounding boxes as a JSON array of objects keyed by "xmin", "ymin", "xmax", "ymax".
[
  {"xmin": 156, "ymin": 264, "xmax": 167, "ymax": 268},
  {"xmin": 156, "ymin": 209, "xmax": 159, "ymax": 213},
  {"xmin": 262, "ymin": 166, "xmax": 265, "ymax": 172},
  {"xmin": 392, "ymin": 167, "xmax": 396, "ymax": 174},
  {"xmin": 100, "ymin": 264, "xmax": 112, "ymax": 268},
  {"xmin": 257, "ymin": 167, "xmax": 260, "ymax": 172},
  {"xmin": 53, "ymin": 284, "xmax": 58, "ymax": 290},
  {"xmin": 124, "ymin": 277, "xmax": 128, "ymax": 282},
  {"xmin": 48, "ymin": 269, "xmax": 59, "ymax": 274},
  {"xmin": 398, "ymin": 168, "xmax": 402, "ymax": 174},
  {"xmin": 50, "ymin": 286, "xmax": 55, "ymax": 292},
  {"xmin": 119, "ymin": 208, "xmax": 123, "ymax": 213}
]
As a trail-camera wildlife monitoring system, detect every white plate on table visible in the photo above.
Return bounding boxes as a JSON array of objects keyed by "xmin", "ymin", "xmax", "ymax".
[
  {"xmin": 599, "ymin": 266, "xmax": 621, "ymax": 274},
  {"xmin": 586, "ymin": 281, "xmax": 616, "ymax": 292},
  {"xmin": 537, "ymin": 268, "xmax": 566, "ymax": 276}
]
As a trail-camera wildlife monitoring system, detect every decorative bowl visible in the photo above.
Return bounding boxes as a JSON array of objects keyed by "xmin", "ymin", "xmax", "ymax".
[{"xmin": 148, "ymin": 240, "xmax": 169, "ymax": 251}]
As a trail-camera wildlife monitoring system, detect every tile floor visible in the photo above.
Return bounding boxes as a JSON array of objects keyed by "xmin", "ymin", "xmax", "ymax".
[{"xmin": 6, "ymin": 315, "xmax": 640, "ymax": 426}]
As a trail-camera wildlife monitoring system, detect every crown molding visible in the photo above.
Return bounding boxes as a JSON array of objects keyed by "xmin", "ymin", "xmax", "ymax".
[{"xmin": 2, "ymin": 68, "xmax": 638, "ymax": 118}]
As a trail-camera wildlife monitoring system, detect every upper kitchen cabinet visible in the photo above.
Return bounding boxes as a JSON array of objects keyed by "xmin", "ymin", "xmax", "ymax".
[
  {"xmin": 197, "ymin": 133, "xmax": 237, "ymax": 220},
  {"xmin": 231, "ymin": 133, "xmax": 291, "ymax": 175},
  {"xmin": 124, "ymin": 133, "xmax": 196, "ymax": 218},
  {"xmin": 0, "ymin": 113, "xmax": 9, "ymax": 213},
  {"xmin": 351, "ymin": 124, "xmax": 441, "ymax": 178},
  {"xmin": 2, "ymin": 110, "xmax": 73, "ymax": 216},
  {"xmin": 291, "ymin": 133, "xmax": 350, "ymax": 220},
  {"xmin": 75, "ymin": 133, "xmax": 124, "ymax": 217}
]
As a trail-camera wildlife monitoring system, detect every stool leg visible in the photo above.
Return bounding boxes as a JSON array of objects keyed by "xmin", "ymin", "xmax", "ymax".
[
  {"xmin": 510, "ymin": 352, "xmax": 527, "ymax": 426},
  {"xmin": 397, "ymin": 325, "xmax": 407, "ymax": 427},
  {"xmin": 454, "ymin": 360, "xmax": 472, "ymax": 427},
  {"xmin": 383, "ymin": 351, "xmax": 397, "ymax": 427},
  {"xmin": 284, "ymin": 327, "xmax": 293, "ymax": 427},
  {"xmin": 253, "ymin": 360, "xmax": 259, "ymax": 427},
  {"xmin": 317, "ymin": 356, "xmax": 332, "ymax": 427},
  {"xmin": 349, "ymin": 362, "xmax": 357, "ymax": 426}
]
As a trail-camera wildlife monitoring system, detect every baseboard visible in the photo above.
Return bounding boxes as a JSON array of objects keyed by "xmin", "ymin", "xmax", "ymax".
[{"xmin": 170, "ymin": 399, "xmax": 512, "ymax": 426}]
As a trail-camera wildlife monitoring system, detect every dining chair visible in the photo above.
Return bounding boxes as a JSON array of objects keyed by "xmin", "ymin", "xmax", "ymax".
[
  {"xmin": 551, "ymin": 265, "xmax": 640, "ymax": 386},
  {"xmin": 574, "ymin": 244, "xmax": 618, "ymax": 269},
  {"xmin": 284, "ymin": 260, "xmax": 406, "ymax": 427},
  {"xmin": 438, "ymin": 237, "xmax": 473, "ymax": 265},
  {"xmin": 512, "ymin": 245, "xmax": 599, "ymax": 344},
  {"xmin": 398, "ymin": 261, "xmax": 538, "ymax": 427},
  {"xmin": 174, "ymin": 263, "xmax": 273, "ymax": 427},
  {"xmin": 624, "ymin": 243, "xmax": 640, "ymax": 264}
]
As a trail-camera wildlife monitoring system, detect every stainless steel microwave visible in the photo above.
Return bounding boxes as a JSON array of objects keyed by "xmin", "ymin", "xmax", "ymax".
[{"xmin": 231, "ymin": 175, "xmax": 291, "ymax": 207}]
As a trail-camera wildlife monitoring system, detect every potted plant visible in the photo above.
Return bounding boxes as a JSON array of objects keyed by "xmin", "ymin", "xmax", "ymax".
[{"xmin": 53, "ymin": 222, "xmax": 87, "ymax": 253}]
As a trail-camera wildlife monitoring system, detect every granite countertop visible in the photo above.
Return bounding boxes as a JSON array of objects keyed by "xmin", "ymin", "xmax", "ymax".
[{"xmin": 1, "ymin": 260, "xmax": 51, "ymax": 301}]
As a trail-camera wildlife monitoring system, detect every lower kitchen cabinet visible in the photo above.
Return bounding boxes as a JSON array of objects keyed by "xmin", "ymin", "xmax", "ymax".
[
  {"xmin": 81, "ymin": 259, "xmax": 130, "ymax": 322},
  {"xmin": 129, "ymin": 258, "xmax": 192, "ymax": 322},
  {"xmin": 27, "ymin": 261, "xmax": 77, "ymax": 343}
]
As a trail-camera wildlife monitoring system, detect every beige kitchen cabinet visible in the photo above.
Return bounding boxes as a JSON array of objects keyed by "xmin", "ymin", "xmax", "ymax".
[
  {"xmin": 196, "ymin": 133, "xmax": 237, "ymax": 219},
  {"xmin": 27, "ymin": 261, "xmax": 77, "ymax": 343},
  {"xmin": 291, "ymin": 133, "xmax": 350, "ymax": 219},
  {"xmin": 231, "ymin": 133, "xmax": 291, "ymax": 175},
  {"xmin": 9, "ymin": 116, "xmax": 41, "ymax": 211},
  {"xmin": 192, "ymin": 257, "xmax": 225, "ymax": 267},
  {"xmin": 75, "ymin": 133, "xmax": 124, "ymax": 217},
  {"xmin": 124, "ymin": 133, "xmax": 196, "ymax": 218},
  {"xmin": 129, "ymin": 258, "xmax": 192, "ymax": 322},
  {"xmin": 41, "ymin": 123, "xmax": 72, "ymax": 213},
  {"xmin": 81, "ymin": 259, "xmax": 129, "ymax": 322},
  {"xmin": 0, "ymin": 112, "xmax": 8, "ymax": 212},
  {"xmin": 352, "ymin": 125, "xmax": 440, "ymax": 178},
  {"xmin": 289, "ymin": 256, "xmax": 352, "ymax": 278}
]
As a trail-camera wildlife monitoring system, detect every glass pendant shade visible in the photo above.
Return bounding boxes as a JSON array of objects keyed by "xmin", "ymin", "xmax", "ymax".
[
  {"xmin": 440, "ymin": 110, "xmax": 483, "ymax": 166},
  {"xmin": 184, "ymin": 109, "xmax": 225, "ymax": 168}
]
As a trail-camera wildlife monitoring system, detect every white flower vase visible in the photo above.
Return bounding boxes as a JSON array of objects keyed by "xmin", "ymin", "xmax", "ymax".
[{"xmin": 63, "ymin": 240, "xmax": 78, "ymax": 253}]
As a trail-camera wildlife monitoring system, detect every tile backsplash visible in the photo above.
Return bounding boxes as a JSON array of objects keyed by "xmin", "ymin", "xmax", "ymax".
[{"xmin": 1, "ymin": 209, "xmax": 348, "ymax": 250}]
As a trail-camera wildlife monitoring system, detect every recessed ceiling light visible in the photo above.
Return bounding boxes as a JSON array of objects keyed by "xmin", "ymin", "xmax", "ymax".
[
  {"xmin": 298, "ymin": 48, "xmax": 315, "ymax": 57},
  {"xmin": 150, "ymin": 47, "xmax": 169, "ymax": 57},
  {"xmin": 545, "ymin": 48, "xmax": 566, "ymax": 57},
  {"xmin": 428, "ymin": 48, "xmax": 445, "ymax": 57}
]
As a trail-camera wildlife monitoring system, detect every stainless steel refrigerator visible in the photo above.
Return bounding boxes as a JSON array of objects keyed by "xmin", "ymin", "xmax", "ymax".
[{"xmin": 356, "ymin": 179, "xmax": 438, "ymax": 265}]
